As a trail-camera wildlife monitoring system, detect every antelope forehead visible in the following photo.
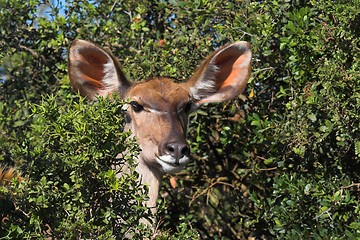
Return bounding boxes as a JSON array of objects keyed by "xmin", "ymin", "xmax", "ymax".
[
  {"xmin": 138, "ymin": 94, "xmax": 182, "ymax": 112},
  {"xmin": 129, "ymin": 79, "xmax": 190, "ymax": 111}
]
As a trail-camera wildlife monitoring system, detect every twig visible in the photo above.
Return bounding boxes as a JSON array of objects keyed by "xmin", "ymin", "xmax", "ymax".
[
  {"xmin": 257, "ymin": 167, "xmax": 277, "ymax": 172},
  {"xmin": 16, "ymin": 207, "xmax": 30, "ymax": 218},
  {"xmin": 19, "ymin": 45, "xmax": 47, "ymax": 62},
  {"xmin": 314, "ymin": 207, "xmax": 333, "ymax": 221},
  {"xmin": 341, "ymin": 183, "xmax": 360, "ymax": 189},
  {"xmin": 253, "ymin": 67, "xmax": 275, "ymax": 74},
  {"xmin": 190, "ymin": 180, "xmax": 235, "ymax": 206},
  {"xmin": 106, "ymin": 0, "xmax": 120, "ymax": 19}
]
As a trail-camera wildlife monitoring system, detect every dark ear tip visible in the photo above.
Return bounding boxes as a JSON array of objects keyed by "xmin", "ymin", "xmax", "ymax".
[{"xmin": 232, "ymin": 41, "xmax": 252, "ymax": 54}]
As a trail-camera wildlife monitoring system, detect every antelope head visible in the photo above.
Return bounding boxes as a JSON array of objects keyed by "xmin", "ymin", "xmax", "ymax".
[{"xmin": 68, "ymin": 39, "xmax": 252, "ymax": 210}]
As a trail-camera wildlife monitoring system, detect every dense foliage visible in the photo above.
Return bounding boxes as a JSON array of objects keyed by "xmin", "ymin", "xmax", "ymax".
[
  {"xmin": 1, "ymin": 0, "xmax": 359, "ymax": 239},
  {"xmin": 0, "ymin": 95, "xmax": 156, "ymax": 238}
]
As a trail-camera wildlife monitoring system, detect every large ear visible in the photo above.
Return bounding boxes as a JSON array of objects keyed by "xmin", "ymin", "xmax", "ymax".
[
  {"xmin": 68, "ymin": 39, "xmax": 131, "ymax": 100},
  {"xmin": 186, "ymin": 41, "xmax": 252, "ymax": 105}
]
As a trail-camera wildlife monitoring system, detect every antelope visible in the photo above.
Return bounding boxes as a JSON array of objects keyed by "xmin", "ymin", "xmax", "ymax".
[
  {"xmin": 68, "ymin": 40, "xmax": 252, "ymax": 212},
  {"xmin": 67, "ymin": 39, "xmax": 252, "ymax": 215}
]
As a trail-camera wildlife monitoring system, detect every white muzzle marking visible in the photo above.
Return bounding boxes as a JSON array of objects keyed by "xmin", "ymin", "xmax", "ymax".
[{"xmin": 156, "ymin": 155, "xmax": 190, "ymax": 173}]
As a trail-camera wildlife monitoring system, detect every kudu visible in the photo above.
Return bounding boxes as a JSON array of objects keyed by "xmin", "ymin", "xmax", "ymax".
[{"xmin": 67, "ymin": 39, "xmax": 252, "ymax": 214}]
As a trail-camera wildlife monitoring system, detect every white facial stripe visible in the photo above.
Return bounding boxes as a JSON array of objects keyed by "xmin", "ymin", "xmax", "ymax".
[
  {"xmin": 147, "ymin": 108, "xmax": 167, "ymax": 114},
  {"xmin": 129, "ymin": 98, "xmax": 191, "ymax": 115},
  {"xmin": 145, "ymin": 107, "xmax": 189, "ymax": 115},
  {"xmin": 127, "ymin": 99, "xmax": 167, "ymax": 114}
]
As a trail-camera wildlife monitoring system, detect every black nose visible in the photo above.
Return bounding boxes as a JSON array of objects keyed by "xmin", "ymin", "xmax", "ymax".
[{"xmin": 165, "ymin": 142, "xmax": 190, "ymax": 162}]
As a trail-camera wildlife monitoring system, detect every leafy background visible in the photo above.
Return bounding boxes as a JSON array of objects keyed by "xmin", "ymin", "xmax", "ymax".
[{"xmin": 1, "ymin": 0, "xmax": 359, "ymax": 239}]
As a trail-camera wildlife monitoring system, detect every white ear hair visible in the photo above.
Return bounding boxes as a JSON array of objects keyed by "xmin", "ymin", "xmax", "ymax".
[
  {"xmin": 187, "ymin": 41, "xmax": 252, "ymax": 105},
  {"xmin": 98, "ymin": 60, "xmax": 121, "ymax": 96},
  {"xmin": 68, "ymin": 39, "xmax": 131, "ymax": 100},
  {"xmin": 189, "ymin": 64, "xmax": 219, "ymax": 101}
]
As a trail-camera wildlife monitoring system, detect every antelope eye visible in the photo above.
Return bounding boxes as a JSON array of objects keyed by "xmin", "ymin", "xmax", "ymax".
[{"xmin": 130, "ymin": 101, "xmax": 144, "ymax": 113}]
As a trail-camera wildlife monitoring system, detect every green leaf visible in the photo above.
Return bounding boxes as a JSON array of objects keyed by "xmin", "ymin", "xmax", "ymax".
[
  {"xmin": 355, "ymin": 141, "xmax": 360, "ymax": 157},
  {"xmin": 307, "ymin": 113, "xmax": 317, "ymax": 122}
]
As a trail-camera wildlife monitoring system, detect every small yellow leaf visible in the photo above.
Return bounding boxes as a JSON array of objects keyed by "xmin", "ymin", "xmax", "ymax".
[{"xmin": 249, "ymin": 88, "xmax": 255, "ymax": 99}]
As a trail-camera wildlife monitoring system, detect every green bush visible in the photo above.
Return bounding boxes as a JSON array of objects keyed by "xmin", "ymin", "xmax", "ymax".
[
  {"xmin": 1, "ymin": 94, "xmax": 155, "ymax": 238},
  {"xmin": 1, "ymin": 0, "xmax": 359, "ymax": 239}
]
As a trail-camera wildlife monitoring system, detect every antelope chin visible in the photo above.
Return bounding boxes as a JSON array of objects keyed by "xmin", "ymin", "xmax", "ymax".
[{"xmin": 156, "ymin": 155, "xmax": 190, "ymax": 174}]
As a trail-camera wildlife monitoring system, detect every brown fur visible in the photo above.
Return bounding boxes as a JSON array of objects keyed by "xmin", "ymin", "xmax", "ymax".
[{"xmin": 0, "ymin": 167, "xmax": 23, "ymax": 185}]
